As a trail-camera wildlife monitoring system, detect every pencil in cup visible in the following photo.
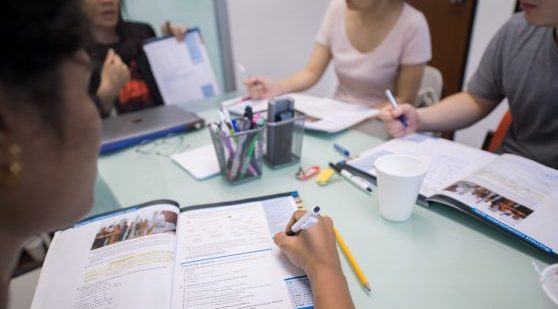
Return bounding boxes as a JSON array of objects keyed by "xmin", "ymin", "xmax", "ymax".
[{"xmin": 333, "ymin": 226, "xmax": 371, "ymax": 292}]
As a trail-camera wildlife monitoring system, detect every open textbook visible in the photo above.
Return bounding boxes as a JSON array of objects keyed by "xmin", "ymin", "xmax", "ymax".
[
  {"xmin": 345, "ymin": 134, "xmax": 558, "ymax": 257},
  {"xmin": 222, "ymin": 93, "xmax": 379, "ymax": 133},
  {"xmin": 31, "ymin": 192, "xmax": 315, "ymax": 309}
]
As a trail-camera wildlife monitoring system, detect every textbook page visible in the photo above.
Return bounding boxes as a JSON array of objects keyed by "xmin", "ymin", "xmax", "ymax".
[
  {"xmin": 171, "ymin": 195, "xmax": 313, "ymax": 309},
  {"xmin": 143, "ymin": 30, "xmax": 220, "ymax": 105},
  {"xmin": 434, "ymin": 154, "xmax": 558, "ymax": 254},
  {"xmin": 348, "ymin": 134, "xmax": 497, "ymax": 198},
  {"xmin": 32, "ymin": 202, "xmax": 180, "ymax": 309}
]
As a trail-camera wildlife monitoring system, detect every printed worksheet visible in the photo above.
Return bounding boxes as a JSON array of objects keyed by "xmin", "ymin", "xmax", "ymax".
[
  {"xmin": 172, "ymin": 196, "xmax": 313, "ymax": 309},
  {"xmin": 143, "ymin": 29, "xmax": 220, "ymax": 104}
]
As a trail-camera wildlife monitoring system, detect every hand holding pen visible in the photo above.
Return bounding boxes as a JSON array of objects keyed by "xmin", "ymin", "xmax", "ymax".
[
  {"xmin": 274, "ymin": 209, "xmax": 365, "ymax": 303},
  {"xmin": 385, "ymin": 89, "xmax": 408, "ymax": 128},
  {"xmin": 287, "ymin": 206, "xmax": 321, "ymax": 236},
  {"xmin": 273, "ymin": 208, "xmax": 342, "ymax": 273},
  {"xmin": 379, "ymin": 91, "xmax": 420, "ymax": 138}
]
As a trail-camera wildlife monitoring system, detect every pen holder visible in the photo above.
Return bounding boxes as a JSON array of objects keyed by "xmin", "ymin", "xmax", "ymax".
[
  {"xmin": 209, "ymin": 119, "xmax": 264, "ymax": 184},
  {"xmin": 264, "ymin": 112, "xmax": 305, "ymax": 168}
]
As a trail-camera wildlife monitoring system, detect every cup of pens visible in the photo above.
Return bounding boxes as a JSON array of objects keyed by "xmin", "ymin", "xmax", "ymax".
[{"xmin": 209, "ymin": 117, "xmax": 265, "ymax": 184}]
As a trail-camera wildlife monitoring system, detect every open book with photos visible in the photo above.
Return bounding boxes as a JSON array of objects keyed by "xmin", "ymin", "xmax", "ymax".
[
  {"xmin": 31, "ymin": 192, "xmax": 316, "ymax": 309},
  {"xmin": 344, "ymin": 134, "xmax": 558, "ymax": 258}
]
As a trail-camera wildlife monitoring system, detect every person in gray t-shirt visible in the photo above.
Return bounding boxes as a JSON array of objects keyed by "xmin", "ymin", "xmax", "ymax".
[{"xmin": 379, "ymin": 2, "xmax": 558, "ymax": 169}]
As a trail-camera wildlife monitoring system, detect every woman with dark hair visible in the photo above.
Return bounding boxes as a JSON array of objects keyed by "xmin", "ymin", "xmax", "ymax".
[
  {"xmin": 82, "ymin": 0, "xmax": 185, "ymax": 118},
  {"xmin": 0, "ymin": 0, "xmax": 101, "ymax": 306},
  {"xmin": 0, "ymin": 1, "xmax": 354, "ymax": 307}
]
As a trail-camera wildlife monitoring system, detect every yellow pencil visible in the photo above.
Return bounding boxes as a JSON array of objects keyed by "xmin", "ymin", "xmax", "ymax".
[{"xmin": 333, "ymin": 226, "xmax": 371, "ymax": 292}]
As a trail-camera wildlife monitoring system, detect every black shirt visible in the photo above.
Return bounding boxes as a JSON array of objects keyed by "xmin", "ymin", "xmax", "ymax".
[{"xmin": 86, "ymin": 21, "xmax": 163, "ymax": 118}]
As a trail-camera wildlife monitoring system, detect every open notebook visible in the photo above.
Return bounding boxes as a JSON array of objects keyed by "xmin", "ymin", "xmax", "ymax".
[
  {"xmin": 32, "ymin": 192, "xmax": 314, "ymax": 309},
  {"xmin": 344, "ymin": 134, "xmax": 558, "ymax": 257}
]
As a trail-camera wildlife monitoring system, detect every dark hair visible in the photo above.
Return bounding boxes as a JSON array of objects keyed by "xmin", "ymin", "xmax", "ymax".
[{"xmin": 0, "ymin": 0, "xmax": 86, "ymax": 130}]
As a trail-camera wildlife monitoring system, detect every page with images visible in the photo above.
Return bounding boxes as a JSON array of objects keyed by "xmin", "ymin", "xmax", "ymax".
[
  {"xmin": 31, "ymin": 201, "xmax": 180, "ymax": 309},
  {"xmin": 143, "ymin": 29, "xmax": 220, "ymax": 105},
  {"xmin": 432, "ymin": 154, "xmax": 558, "ymax": 254},
  {"xmin": 347, "ymin": 134, "xmax": 497, "ymax": 198},
  {"xmin": 171, "ymin": 193, "xmax": 313, "ymax": 309}
]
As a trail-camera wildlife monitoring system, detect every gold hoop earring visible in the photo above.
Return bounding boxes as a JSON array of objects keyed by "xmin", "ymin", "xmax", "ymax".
[{"xmin": 0, "ymin": 143, "xmax": 22, "ymax": 186}]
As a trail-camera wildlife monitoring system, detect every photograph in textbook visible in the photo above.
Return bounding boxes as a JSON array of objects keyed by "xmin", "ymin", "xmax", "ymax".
[{"xmin": 91, "ymin": 210, "xmax": 178, "ymax": 250}]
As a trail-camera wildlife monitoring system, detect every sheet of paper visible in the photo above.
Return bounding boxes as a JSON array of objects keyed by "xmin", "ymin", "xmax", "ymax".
[
  {"xmin": 348, "ymin": 134, "xmax": 497, "ymax": 198},
  {"xmin": 222, "ymin": 96, "xmax": 268, "ymax": 114},
  {"xmin": 172, "ymin": 196, "xmax": 312, "ymax": 309},
  {"xmin": 143, "ymin": 30, "xmax": 220, "ymax": 105},
  {"xmin": 223, "ymin": 93, "xmax": 378, "ymax": 133},
  {"xmin": 32, "ymin": 203, "xmax": 180, "ymax": 309},
  {"xmin": 437, "ymin": 154, "xmax": 558, "ymax": 253},
  {"xmin": 171, "ymin": 144, "xmax": 220, "ymax": 180}
]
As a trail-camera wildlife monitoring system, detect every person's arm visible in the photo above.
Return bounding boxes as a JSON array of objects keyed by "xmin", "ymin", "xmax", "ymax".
[
  {"xmin": 378, "ymin": 91, "xmax": 499, "ymax": 137},
  {"xmin": 394, "ymin": 63, "xmax": 426, "ymax": 105},
  {"xmin": 244, "ymin": 43, "xmax": 332, "ymax": 99},
  {"xmin": 273, "ymin": 210, "xmax": 354, "ymax": 309}
]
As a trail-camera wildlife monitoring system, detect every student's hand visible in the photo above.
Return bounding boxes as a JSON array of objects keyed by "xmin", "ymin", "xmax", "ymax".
[
  {"xmin": 244, "ymin": 76, "xmax": 283, "ymax": 99},
  {"xmin": 273, "ymin": 210, "xmax": 343, "ymax": 278},
  {"xmin": 161, "ymin": 21, "xmax": 187, "ymax": 41},
  {"xmin": 378, "ymin": 103, "xmax": 420, "ymax": 138},
  {"xmin": 97, "ymin": 49, "xmax": 130, "ymax": 108}
]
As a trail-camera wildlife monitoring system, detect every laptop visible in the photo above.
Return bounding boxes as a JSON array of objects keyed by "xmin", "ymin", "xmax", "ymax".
[{"xmin": 100, "ymin": 105, "xmax": 205, "ymax": 155}]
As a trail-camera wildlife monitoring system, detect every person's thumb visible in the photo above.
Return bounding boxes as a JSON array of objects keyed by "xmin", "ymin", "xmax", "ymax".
[{"xmin": 104, "ymin": 48, "xmax": 115, "ymax": 64}]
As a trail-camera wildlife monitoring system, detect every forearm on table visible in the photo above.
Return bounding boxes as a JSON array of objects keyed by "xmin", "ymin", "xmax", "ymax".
[{"xmin": 417, "ymin": 92, "xmax": 498, "ymax": 132}]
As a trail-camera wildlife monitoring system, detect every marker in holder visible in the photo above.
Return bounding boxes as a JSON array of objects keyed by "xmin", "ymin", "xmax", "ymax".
[{"xmin": 209, "ymin": 118, "xmax": 264, "ymax": 184}]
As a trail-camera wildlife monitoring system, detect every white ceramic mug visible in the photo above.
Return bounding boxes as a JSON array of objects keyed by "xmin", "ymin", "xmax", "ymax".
[{"xmin": 374, "ymin": 154, "xmax": 427, "ymax": 222}]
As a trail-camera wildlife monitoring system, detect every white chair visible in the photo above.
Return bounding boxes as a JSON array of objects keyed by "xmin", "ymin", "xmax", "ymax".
[{"xmin": 414, "ymin": 65, "xmax": 443, "ymax": 108}]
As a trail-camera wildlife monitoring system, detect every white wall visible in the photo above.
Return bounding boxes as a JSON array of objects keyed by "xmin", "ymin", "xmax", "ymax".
[
  {"xmin": 227, "ymin": 0, "xmax": 337, "ymax": 97},
  {"xmin": 454, "ymin": 0, "xmax": 516, "ymax": 148}
]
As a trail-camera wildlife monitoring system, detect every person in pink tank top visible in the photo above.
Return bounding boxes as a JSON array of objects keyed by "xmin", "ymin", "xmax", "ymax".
[{"xmin": 245, "ymin": 0, "xmax": 431, "ymax": 108}]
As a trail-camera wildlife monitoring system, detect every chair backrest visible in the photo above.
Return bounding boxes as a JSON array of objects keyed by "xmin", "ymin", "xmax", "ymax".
[
  {"xmin": 486, "ymin": 110, "xmax": 512, "ymax": 152},
  {"xmin": 414, "ymin": 65, "xmax": 443, "ymax": 107}
]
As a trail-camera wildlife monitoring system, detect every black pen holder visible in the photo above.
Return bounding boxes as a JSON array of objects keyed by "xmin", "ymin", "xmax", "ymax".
[{"xmin": 264, "ymin": 112, "xmax": 305, "ymax": 168}]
